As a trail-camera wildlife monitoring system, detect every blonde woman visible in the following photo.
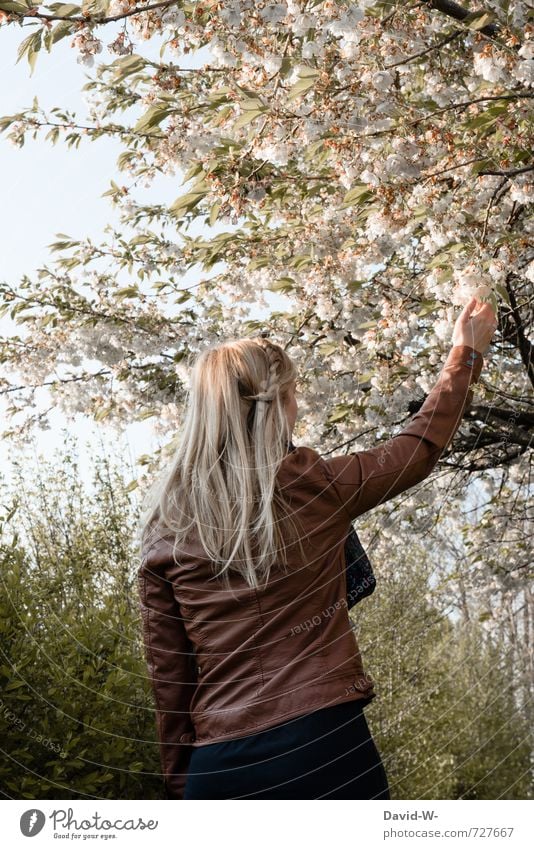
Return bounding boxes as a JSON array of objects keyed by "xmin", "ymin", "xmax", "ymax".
[{"xmin": 137, "ymin": 296, "xmax": 497, "ymax": 800}]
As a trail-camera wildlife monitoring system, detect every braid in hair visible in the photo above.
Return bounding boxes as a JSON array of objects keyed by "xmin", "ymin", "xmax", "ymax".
[{"xmin": 243, "ymin": 337, "xmax": 282, "ymax": 403}]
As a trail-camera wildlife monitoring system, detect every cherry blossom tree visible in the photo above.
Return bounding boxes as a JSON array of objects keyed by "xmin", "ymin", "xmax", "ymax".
[{"xmin": 0, "ymin": 1, "xmax": 532, "ymax": 708}]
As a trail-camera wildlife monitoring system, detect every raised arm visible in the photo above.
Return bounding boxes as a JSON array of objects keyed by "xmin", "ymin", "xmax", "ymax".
[
  {"xmin": 138, "ymin": 547, "xmax": 198, "ymax": 800},
  {"xmin": 321, "ymin": 298, "xmax": 497, "ymax": 522},
  {"xmin": 321, "ymin": 344, "xmax": 482, "ymax": 520}
]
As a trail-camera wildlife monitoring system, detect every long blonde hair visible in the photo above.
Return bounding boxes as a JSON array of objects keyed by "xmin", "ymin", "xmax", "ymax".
[{"xmin": 138, "ymin": 336, "xmax": 307, "ymax": 590}]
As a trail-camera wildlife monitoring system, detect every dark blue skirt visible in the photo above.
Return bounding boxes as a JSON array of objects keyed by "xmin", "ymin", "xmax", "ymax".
[{"xmin": 183, "ymin": 699, "xmax": 390, "ymax": 799}]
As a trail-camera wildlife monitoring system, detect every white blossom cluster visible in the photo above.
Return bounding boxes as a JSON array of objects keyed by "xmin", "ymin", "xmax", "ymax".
[
  {"xmin": 71, "ymin": 26, "xmax": 103, "ymax": 67},
  {"xmin": 451, "ymin": 264, "xmax": 494, "ymax": 306}
]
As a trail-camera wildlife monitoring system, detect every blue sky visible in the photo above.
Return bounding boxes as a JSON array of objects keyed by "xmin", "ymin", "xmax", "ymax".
[
  {"xmin": 0, "ymin": 23, "xmax": 136, "ymax": 483},
  {"xmin": 0, "ymin": 23, "xmax": 219, "ymax": 486}
]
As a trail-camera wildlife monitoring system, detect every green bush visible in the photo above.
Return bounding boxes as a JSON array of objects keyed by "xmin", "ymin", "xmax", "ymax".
[
  {"xmin": 358, "ymin": 544, "xmax": 533, "ymax": 799},
  {"xmin": 0, "ymin": 437, "xmax": 163, "ymax": 799}
]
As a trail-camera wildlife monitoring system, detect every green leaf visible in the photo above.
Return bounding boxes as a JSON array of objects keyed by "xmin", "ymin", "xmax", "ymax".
[
  {"xmin": 110, "ymin": 54, "xmax": 146, "ymax": 83},
  {"xmin": 433, "ymin": 267, "xmax": 453, "ymax": 283},
  {"xmin": 297, "ymin": 65, "xmax": 322, "ymax": 79},
  {"xmin": 267, "ymin": 277, "xmax": 296, "ymax": 293},
  {"xmin": 47, "ymin": 233, "xmax": 78, "ymax": 251},
  {"xmin": 50, "ymin": 21, "xmax": 76, "ymax": 47},
  {"xmin": 341, "ymin": 183, "xmax": 374, "ymax": 207},
  {"xmin": 417, "ymin": 300, "xmax": 440, "ymax": 317},
  {"xmin": 288, "ymin": 253, "xmax": 312, "ymax": 270},
  {"xmin": 233, "ymin": 99, "xmax": 268, "ymax": 129},
  {"xmin": 214, "ymin": 135, "xmax": 244, "ymax": 151},
  {"xmin": 0, "ymin": 1, "xmax": 30, "ymax": 12},
  {"xmin": 427, "ymin": 243, "xmax": 466, "ymax": 268},
  {"xmin": 327, "ymin": 403, "xmax": 353, "ymax": 423},
  {"xmin": 279, "ymin": 56, "xmax": 292, "ymax": 77},
  {"xmin": 4, "ymin": 679, "xmax": 26, "ymax": 691},
  {"xmin": 287, "ymin": 68, "xmax": 320, "ymax": 101},
  {"xmin": 240, "ymin": 319, "xmax": 265, "ymax": 334},
  {"xmin": 48, "ymin": 3, "xmax": 81, "ymax": 13},
  {"xmin": 94, "ymin": 406, "xmax": 112, "ymax": 421},
  {"xmin": 233, "ymin": 83, "xmax": 262, "ymax": 99},
  {"xmin": 462, "ymin": 104, "xmax": 507, "ymax": 132},
  {"xmin": 138, "ymin": 408, "xmax": 159, "ymax": 420},
  {"xmin": 494, "ymin": 283, "xmax": 511, "ymax": 306},
  {"xmin": 27, "ymin": 30, "xmax": 43, "ymax": 76},
  {"xmin": 235, "ymin": 108, "xmax": 268, "ymax": 130},
  {"xmin": 180, "ymin": 161, "xmax": 204, "ymax": 185},
  {"xmin": 411, "ymin": 204, "xmax": 428, "ymax": 222},
  {"xmin": 318, "ymin": 342, "xmax": 338, "ymax": 356},
  {"xmin": 15, "ymin": 31, "xmax": 36, "ymax": 65},
  {"xmin": 78, "ymin": 0, "xmax": 107, "ymax": 14},
  {"xmin": 115, "ymin": 286, "xmax": 139, "ymax": 300},
  {"xmin": 465, "ymin": 11, "xmax": 496, "ymax": 30},
  {"xmin": 303, "ymin": 138, "xmax": 325, "ymax": 162},
  {"xmin": 117, "ymin": 150, "xmax": 136, "ymax": 171},
  {"xmin": 0, "ymin": 113, "xmax": 17, "ymax": 133},
  {"xmin": 209, "ymin": 104, "xmax": 233, "ymax": 128},
  {"xmin": 287, "ymin": 77, "xmax": 317, "ymax": 102},
  {"xmin": 174, "ymin": 290, "xmax": 192, "ymax": 304},
  {"xmin": 206, "ymin": 87, "xmax": 232, "ymax": 104},
  {"xmin": 247, "ymin": 256, "xmax": 270, "ymax": 271},
  {"xmin": 208, "ymin": 201, "xmax": 221, "ymax": 227},
  {"xmin": 169, "ymin": 188, "xmax": 209, "ymax": 218},
  {"xmin": 133, "ymin": 104, "xmax": 174, "ymax": 134},
  {"xmin": 470, "ymin": 158, "xmax": 496, "ymax": 175}
]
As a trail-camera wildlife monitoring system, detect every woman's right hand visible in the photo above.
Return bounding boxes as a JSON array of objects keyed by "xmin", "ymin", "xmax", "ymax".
[{"xmin": 451, "ymin": 296, "xmax": 498, "ymax": 355}]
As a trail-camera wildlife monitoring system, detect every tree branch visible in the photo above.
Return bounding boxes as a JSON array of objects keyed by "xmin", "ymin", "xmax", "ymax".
[
  {"xmin": 6, "ymin": 0, "xmax": 179, "ymax": 25},
  {"xmin": 505, "ymin": 276, "xmax": 534, "ymax": 390},
  {"xmin": 384, "ymin": 28, "xmax": 464, "ymax": 70},
  {"xmin": 467, "ymin": 405, "xmax": 534, "ymax": 431},
  {"xmin": 476, "ymin": 165, "xmax": 534, "ymax": 178},
  {"xmin": 421, "ymin": 0, "xmax": 501, "ymax": 38}
]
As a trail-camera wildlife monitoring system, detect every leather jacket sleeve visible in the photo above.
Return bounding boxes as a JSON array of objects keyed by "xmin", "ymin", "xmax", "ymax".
[
  {"xmin": 138, "ymin": 553, "xmax": 198, "ymax": 800},
  {"xmin": 321, "ymin": 344, "xmax": 484, "ymax": 521}
]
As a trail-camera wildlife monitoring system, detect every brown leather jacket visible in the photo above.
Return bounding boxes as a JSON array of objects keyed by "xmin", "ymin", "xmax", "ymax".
[{"xmin": 138, "ymin": 344, "xmax": 483, "ymax": 799}]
